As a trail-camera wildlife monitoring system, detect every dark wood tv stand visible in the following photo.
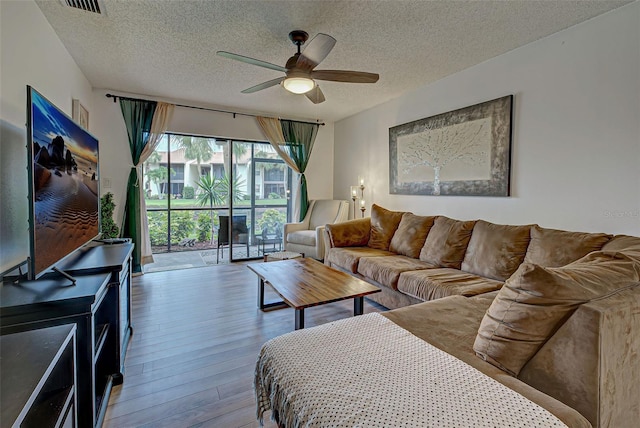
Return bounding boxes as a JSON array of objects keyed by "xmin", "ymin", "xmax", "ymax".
[
  {"xmin": 1, "ymin": 324, "xmax": 78, "ymax": 427},
  {"xmin": 0, "ymin": 242, "xmax": 133, "ymax": 428}
]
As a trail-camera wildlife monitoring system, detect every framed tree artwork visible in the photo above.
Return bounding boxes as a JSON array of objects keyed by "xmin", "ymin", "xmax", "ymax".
[{"xmin": 389, "ymin": 95, "xmax": 513, "ymax": 196}]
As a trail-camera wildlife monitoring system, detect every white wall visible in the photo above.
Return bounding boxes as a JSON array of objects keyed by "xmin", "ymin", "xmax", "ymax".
[
  {"xmin": 92, "ymin": 89, "xmax": 335, "ymax": 225},
  {"xmin": 334, "ymin": 2, "xmax": 640, "ymax": 235},
  {"xmin": 0, "ymin": 0, "xmax": 95, "ymax": 274}
]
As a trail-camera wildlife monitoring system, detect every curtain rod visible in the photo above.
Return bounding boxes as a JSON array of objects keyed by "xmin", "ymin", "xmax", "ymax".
[{"xmin": 105, "ymin": 93, "xmax": 325, "ymax": 126}]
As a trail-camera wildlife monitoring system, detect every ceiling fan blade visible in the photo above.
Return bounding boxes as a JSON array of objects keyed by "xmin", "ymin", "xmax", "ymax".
[
  {"xmin": 242, "ymin": 77, "xmax": 285, "ymax": 93},
  {"xmin": 305, "ymin": 86, "xmax": 326, "ymax": 104},
  {"xmin": 312, "ymin": 70, "xmax": 379, "ymax": 83},
  {"xmin": 217, "ymin": 51, "xmax": 287, "ymax": 73},
  {"xmin": 296, "ymin": 33, "xmax": 336, "ymax": 71}
]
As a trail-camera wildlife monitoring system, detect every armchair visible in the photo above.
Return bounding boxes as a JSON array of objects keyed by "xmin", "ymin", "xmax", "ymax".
[{"xmin": 284, "ymin": 200, "xmax": 349, "ymax": 260}]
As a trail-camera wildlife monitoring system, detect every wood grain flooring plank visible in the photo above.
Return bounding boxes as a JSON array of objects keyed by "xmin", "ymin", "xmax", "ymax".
[
  {"xmin": 137, "ymin": 390, "xmax": 255, "ymax": 428},
  {"xmin": 104, "ymin": 263, "xmax": 385, "ymax": 427},
  {"xmin": 105, "ymin": 385, "xmax": 220, "ymax": 425}
]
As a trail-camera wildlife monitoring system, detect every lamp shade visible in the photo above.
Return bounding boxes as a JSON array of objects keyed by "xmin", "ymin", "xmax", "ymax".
[{"xmin": 283, "ymin": 77, "xmax": 315, "ymax": 94}]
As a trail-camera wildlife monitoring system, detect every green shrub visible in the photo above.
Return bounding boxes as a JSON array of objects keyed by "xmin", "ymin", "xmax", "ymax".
[
  {"xmin": 147, "ymin": 211, "xmax": 195, "ymax": 245},
  {"xmin": 148, "ymin": 212, "xmax": 168, "ymax": 246},
  {"xmin": 169, "ymin": 211, "xmax": 195, "ymax": 244},
  {"xmin": 197, "ymin": 211, "xmax": 217, "ymax": 242},
  {"xmin": 268, "ymin": 192, "xmax": 281, "ymax": 199},
  {"xmin": 257, "ymin": 209, "xmax": 286, "ymax": 234},
  {"xmin": 183, "ymin": 185, "xmax": 195, "ymax": 199}
]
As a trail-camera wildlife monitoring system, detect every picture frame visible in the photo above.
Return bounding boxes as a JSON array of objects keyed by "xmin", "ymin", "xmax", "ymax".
[
  {"xmin": 72, "ymin": 98, "xmax": 89, "ymax": 130},
  {"xmin": 389, "ymin": 95, "xmax": 513, "ymax": 197}
]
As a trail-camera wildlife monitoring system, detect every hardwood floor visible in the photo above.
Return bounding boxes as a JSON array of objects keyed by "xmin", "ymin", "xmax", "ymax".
[{"xmin": 104, "ymin": 263, "xmax": 386, "ymax": 428}]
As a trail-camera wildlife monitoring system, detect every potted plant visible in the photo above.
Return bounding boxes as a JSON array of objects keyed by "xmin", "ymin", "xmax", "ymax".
[{"xmin": 100, "ymin": 192, "xmax": 120, "ymax": 238}]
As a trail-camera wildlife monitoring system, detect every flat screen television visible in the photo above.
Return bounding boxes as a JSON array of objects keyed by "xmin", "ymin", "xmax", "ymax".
[{"xmin": 27, "ymin": 86, "xmax": 100, "ymax": 280}]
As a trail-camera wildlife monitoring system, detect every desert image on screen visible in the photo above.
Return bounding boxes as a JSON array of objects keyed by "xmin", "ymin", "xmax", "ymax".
[{"xmin": 30, "ymin": 90, "xmax": 99, "ymax": 275}]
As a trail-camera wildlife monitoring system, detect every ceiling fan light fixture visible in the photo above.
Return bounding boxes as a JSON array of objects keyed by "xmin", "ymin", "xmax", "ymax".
[{"xmin": 283, "ymin": 77, "xmax": 315, "ymax": 94}]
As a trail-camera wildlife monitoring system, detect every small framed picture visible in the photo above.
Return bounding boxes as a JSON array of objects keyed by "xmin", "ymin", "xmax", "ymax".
[{"xmin": 72, "ymin": 98, "xmax": 89, "ymax": 129}]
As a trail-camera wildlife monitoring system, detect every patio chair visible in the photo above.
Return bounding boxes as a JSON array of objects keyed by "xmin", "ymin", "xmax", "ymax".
[{"xmin": 217, "ymin": 215, "xmax": 250, "ymax": 263}]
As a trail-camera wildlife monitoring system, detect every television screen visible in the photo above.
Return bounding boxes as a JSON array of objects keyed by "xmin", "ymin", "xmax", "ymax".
[{"xmin": 27, "ymin": 86, "xmax": 100, "ymax": 279}]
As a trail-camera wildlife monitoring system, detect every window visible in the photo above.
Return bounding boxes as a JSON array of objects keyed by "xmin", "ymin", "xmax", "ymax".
[
  {"xmin": 173, "ymin": 164, "xmax": 185, "ymax": 181},
  {"xmin": 265, "ymin": 167, "xmax": 284, "ymax": 181},
  {"xmin": 264, "ymin": 183, "xmax": 285, "ymax": 198},
  {"xmin": 212, "ymin": 165, "xmax": 225, "ymax": 179}
]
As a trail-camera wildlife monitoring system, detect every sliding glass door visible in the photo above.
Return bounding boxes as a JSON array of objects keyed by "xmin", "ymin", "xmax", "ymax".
[
  {"xmin": 230, "ymin": 141, "xmax": 291, "ymax": 261},
  {"xmin": 143, "ymin": 135, "xmax": 290, "ymax": 264},
  {"xmin": 144, "ymin": 135, "xmax": 225, "ymax": 255}
]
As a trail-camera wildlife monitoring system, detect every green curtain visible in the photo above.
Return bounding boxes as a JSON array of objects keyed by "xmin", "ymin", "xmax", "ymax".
[
  {"xmin": 280, "ymin": 120, "xmax": 319, "ymax": 221},
  {"xmin": 119, "ymin": 99, "xmax": 157, "ymax": 272}
]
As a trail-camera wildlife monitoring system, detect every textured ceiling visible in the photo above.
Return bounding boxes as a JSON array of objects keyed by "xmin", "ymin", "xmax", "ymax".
[{"xmin": 35, "ymin": 0, "xmax": 631, "ymax": 122}]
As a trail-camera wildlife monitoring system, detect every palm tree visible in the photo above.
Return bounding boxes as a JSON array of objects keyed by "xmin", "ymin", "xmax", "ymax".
[
  {"xmin": 232, "ymin": 142, "xmax": 248, "ymax": 171},
  {"xmin": 196, "ymin": 175, "xmax": 226, "ymax": 244},
  {"xmin": 145, "ymin": 150, "xmax": 161, "ymax": 165},
  {"xmin": 215, "ymin": 140, "xmax": 249, "ymax": 176},
  {"xmin": 220, "ymin": 174, "xmax": 246, "ymax": 203},
  {"xmin": 146, "ymin": 166, "xmax": 175, "ymax": 198},
  {"xmin": 174, "ymin": 136, "xmax": 213, "ymax": 178},
  {"xmin": 195, "ymin": 174, "xmax": 246, "ymax": 244},
  {"xmin": 143, "ymin": 151, "xmax": 162, "ymax": 194}
]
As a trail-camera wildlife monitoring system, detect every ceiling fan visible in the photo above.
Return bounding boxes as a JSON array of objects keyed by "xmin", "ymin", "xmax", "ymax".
[{"xmin": 217, "ymin": 30, "xmax": 379, "ymax": 104}]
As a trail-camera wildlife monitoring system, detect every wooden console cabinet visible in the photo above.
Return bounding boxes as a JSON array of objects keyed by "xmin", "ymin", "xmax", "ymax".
[
  {"xmin": 1, "ymin": 324, "xmax": 77, "ymax": 428},
  {"xmin": 0, "ymin": 243, "xmax": 133, "ymax": 428}
]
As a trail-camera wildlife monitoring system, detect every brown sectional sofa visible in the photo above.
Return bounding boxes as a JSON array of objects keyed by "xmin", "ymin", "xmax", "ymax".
[
  {"xmin": 325, "ymin": 205, "xmax": 617, "ymax": 309},
  {"xmin": 322, "ymin": 204, "xmax": 640, "ymax": 427}
]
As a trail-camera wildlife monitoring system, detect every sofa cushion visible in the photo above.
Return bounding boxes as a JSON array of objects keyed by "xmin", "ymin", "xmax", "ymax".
[
  {"xmin": 368, "ymin": 204, "xmax": 405, "ymax": 251},
  {"xmin": 326, "ymin": 247, "xmax": 395, "ymax": 273},
  {"xmin": 357, "ymin": 255, "xmax": 436, "ymax": 290},
  {"xmin": 419, "ymin": 216, "xmax": 476, "ymax": 268},
  {"xmin": 602, "ymin": 234, "xmax": 640, "ymax": 264},
  {"xmin": 326, "ymin": 218, "xmax": 370, "ymax": 247},
  {"xmin": 397, "ymin": 268, "xmax": 503, "ymax": 301},
  {"xmin": 286, "ymin": 230, "xmax": 316, "ymax": 246},
  {"xmin": 473, "ymin": 251, "xmax": 640, "ymax": 377},
  {"xmin": 602, "ymin": 234, "xmax": 640, "ymax": 252},
  {"xmin": 389, "ymin": 213, "xmax": 436, "ymax": 258},
  {"xmin": 461, "ymin": 220, "xmax": 532, "ymax": 281},
  {"xmin": 523, "ymin": 225, "xmax": 612, "ymax": 267}
]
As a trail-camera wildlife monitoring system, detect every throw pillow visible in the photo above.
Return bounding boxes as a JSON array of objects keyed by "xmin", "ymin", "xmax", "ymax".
[
  {"xmin": 602, "ymin": 234, "xmax": 640, "ymax": 253},
  {"xmin": 368, "ymin": 204, "xmax": 405, "ymax": 251},
  {"xmin": 419, "ymin": 216, "xmax": 476, "ymax": 268},
  {"xmin": 461, "ymin": 220, "xmax": 533, "ymax": 281},
  {"xmin": 523, "ymin": 225, "xmax": 612, "ymax": 267},
  {"xmin": 326, "ymin": 218, "xmax": 371, "ymax": 247},
  {"xmin": 389, "ymin": 213, "xmax": 436, "ymax": 258},
  {"xmin": 473, "ymin": 251, "xmax": 640, "ymax": 376}
]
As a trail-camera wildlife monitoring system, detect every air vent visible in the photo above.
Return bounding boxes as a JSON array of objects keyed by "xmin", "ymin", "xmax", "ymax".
[{"xmin": 61, "ymin": 0, "xmax": 103, "ymax": 14}]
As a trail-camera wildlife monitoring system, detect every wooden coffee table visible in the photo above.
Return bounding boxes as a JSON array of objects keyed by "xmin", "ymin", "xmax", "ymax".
[{"xmin": 247, "ymin": 258, "xmax": 381, "ymax": 330}]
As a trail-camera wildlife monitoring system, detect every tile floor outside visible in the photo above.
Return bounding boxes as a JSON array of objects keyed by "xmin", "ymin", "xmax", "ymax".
[{"xmin": 144, "ymin": 245, "xmax": 270, "ymax": 273}]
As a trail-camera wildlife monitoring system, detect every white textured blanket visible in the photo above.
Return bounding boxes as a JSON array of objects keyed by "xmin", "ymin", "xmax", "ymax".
[{"xmin": 255, "ymin": 313, "xmax": 567, "ymax": 427}]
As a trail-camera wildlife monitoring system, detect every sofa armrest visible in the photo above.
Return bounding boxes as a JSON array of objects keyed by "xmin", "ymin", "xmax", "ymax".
[
  {"xmin": 518, "ymin": 283, "xmax": 640, "ymax": 427},
  {"xmin": 315, "ymin": 225, "xmax": 327, "ymax": 260},
  {"xmin": 325, "ymin": 218, "xmax": 371, "ymax": 248},
  {"xmin": 284, "ymin": 221, "xmax": 310, "ymax": 243}
]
